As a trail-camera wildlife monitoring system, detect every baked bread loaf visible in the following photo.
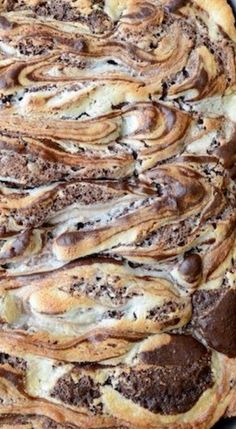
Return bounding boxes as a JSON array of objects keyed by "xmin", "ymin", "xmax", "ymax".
[{"xmin": 0, "ymin": 0, "xmax": 235, "ymax": 427}]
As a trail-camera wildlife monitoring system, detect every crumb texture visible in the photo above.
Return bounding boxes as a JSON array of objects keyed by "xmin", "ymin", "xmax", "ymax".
[{"xmin": 0, "ymin": 0, "xmax": 235, "ymax": 428}]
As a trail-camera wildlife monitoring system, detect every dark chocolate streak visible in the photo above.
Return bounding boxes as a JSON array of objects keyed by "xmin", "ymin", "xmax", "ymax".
[
  {"xmin": 216, "ymin": 131, "xmax": 236, "ymax": 170},
  {"xmin": 194, "ymin": 68, "xmax": 209, "ymax": 96},
  {"xmin": 0, "ymin": 16, "xmax": 13, "ymax": 29},
  {"xmin": 192, "ymin": 289, "xmax": 236, "ymax": 358},
  {"xmin": 178, "ymin": 254, "xmax": 202, "ymax": 283},
  {"xmin": 0, "ymin": 414, "xmax": 76, "ymax": 428},
  {"xmin": 0, "ymin": 367, "xmax": 24, "ymax": 390},
  {"xmin": 116, "ymin": 336, "xmax": 212, "ymax": 414},
  {"xmin": 0, "ymin": 64, "xmax": 25, "ymax": 90},
  {"xmin": 0, "ymin": 352, "xmax": 27, "ymax": 372},
  {"xmin": 166, "ymin": 0, "xmax": 189, "ymax": 12},
  {"xmin": 0, "ymin": 230, "xmax": 31, "ymax": 260},
  {"xmin": 51, "ymin": 374, "xmax": 101, "ymax": 412},
  {"xmin": 49, "ymin": 335, "xmax": 213, "ymax": 416},
  {"xmin": 140, "ymin": 334, "xmax": 207, "ymax": 366}
]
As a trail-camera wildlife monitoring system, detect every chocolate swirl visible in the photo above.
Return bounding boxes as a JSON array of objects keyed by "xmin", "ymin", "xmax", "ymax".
[
  {"xmin": 0, "ymin": 333, "xmax": 233, "ymax": 429},
  {"xmin": 0, "ymin": 1, "xmax": 235, "ymax": 428}
]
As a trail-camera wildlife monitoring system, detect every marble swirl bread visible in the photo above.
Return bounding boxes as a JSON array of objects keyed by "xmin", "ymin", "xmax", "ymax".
[{"xmin": 0, "ymin": 0, "xmax": 235, "ymax": 428}]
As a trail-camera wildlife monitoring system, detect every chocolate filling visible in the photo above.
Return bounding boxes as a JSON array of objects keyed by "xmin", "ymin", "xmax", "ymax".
[
  {"xmin": 0, "ymin": 353, "xmax": 27, "ymax": 373},
  {"xmin": 116, "ymin": 348, "xmax": 212, "ymax": 414},
  {"xmin": 0, "ymin": 414, "xmax": 71, "ymax": 428},
  {"xmin": 34, "ymin": 0, "xmax": 79, "ymax": 21},
  {"xmin": 140, "ymin": 335, "xmax": 207, "ymax": 366},
  {"xmin": 192, "ymin": 289, "xmax": 236, "ymax": 357},
  {"xmin": 5, "ymin": 0, "xmax": 113, "ymax": 33},
  {"xmin": 0, "ymin": 150, "xmax": 132, "ymax": 187},
  {"xmin": 70, "ymin": 275, "xmax": 140, "ymax": 305},
  {"xmin": 179, "ymin": 253, "xmax": 202, "ymax": 283},
  {"xmin": 51, "ymin": 374, "xmax": 101, "ymax": 413},
  {"xmin": 216, "ymin": 132, "xmax": 236, "ymax": 170},
  {"xmin": 111, "ymin": 336, "xmax": 213, "ymax": 415},
  {"xmin": 166, "ymin": 0, "xmax": 189, "ymax": 13},
  {"xmin": 146, "ymin": 301, "xmax": 186, "ymax": 323},
  {"xmin": 139, "ymin": 218, "xmax": 195, "ymax": 248},
  {"xmin": 18, "ymin": 37, "xmax": 55, "ymax": 56},
  {"xmin": 0, "ymin": 16, "xmax": 13, "ymax": 29},
  {"xmin": 0, "ymin": 230, "xmax": 31, "ymax": 260},
  {"xmin": 11, "ymin": 182, "xmax": 119, "ymax": 229}
]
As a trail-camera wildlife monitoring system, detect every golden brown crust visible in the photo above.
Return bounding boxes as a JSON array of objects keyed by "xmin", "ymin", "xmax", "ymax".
[
  {"xmin": 0, "ymin": 335, "xmax": 235, "ymax": 428},
  {"xmin": 0, "ymin": 0, "xmax": 235, "ymax": 428},
  {"xmin": 193, "ymin": 0, "xmax": 236, "ymax": 42},
  {"xmin": 0, "ymin": 335, "xmax": 234, "ymax": 429}
]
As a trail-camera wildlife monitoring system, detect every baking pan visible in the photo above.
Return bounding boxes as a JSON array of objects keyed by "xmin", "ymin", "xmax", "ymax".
[{"xmin": 214, "ymin": 419, "xmax": 236, "ymax": 428}]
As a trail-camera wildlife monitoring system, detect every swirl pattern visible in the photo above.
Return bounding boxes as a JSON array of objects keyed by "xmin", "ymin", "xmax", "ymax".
[{"xmin": 0, "ymin": 0, "xmax": 235, "ymax": 428}]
